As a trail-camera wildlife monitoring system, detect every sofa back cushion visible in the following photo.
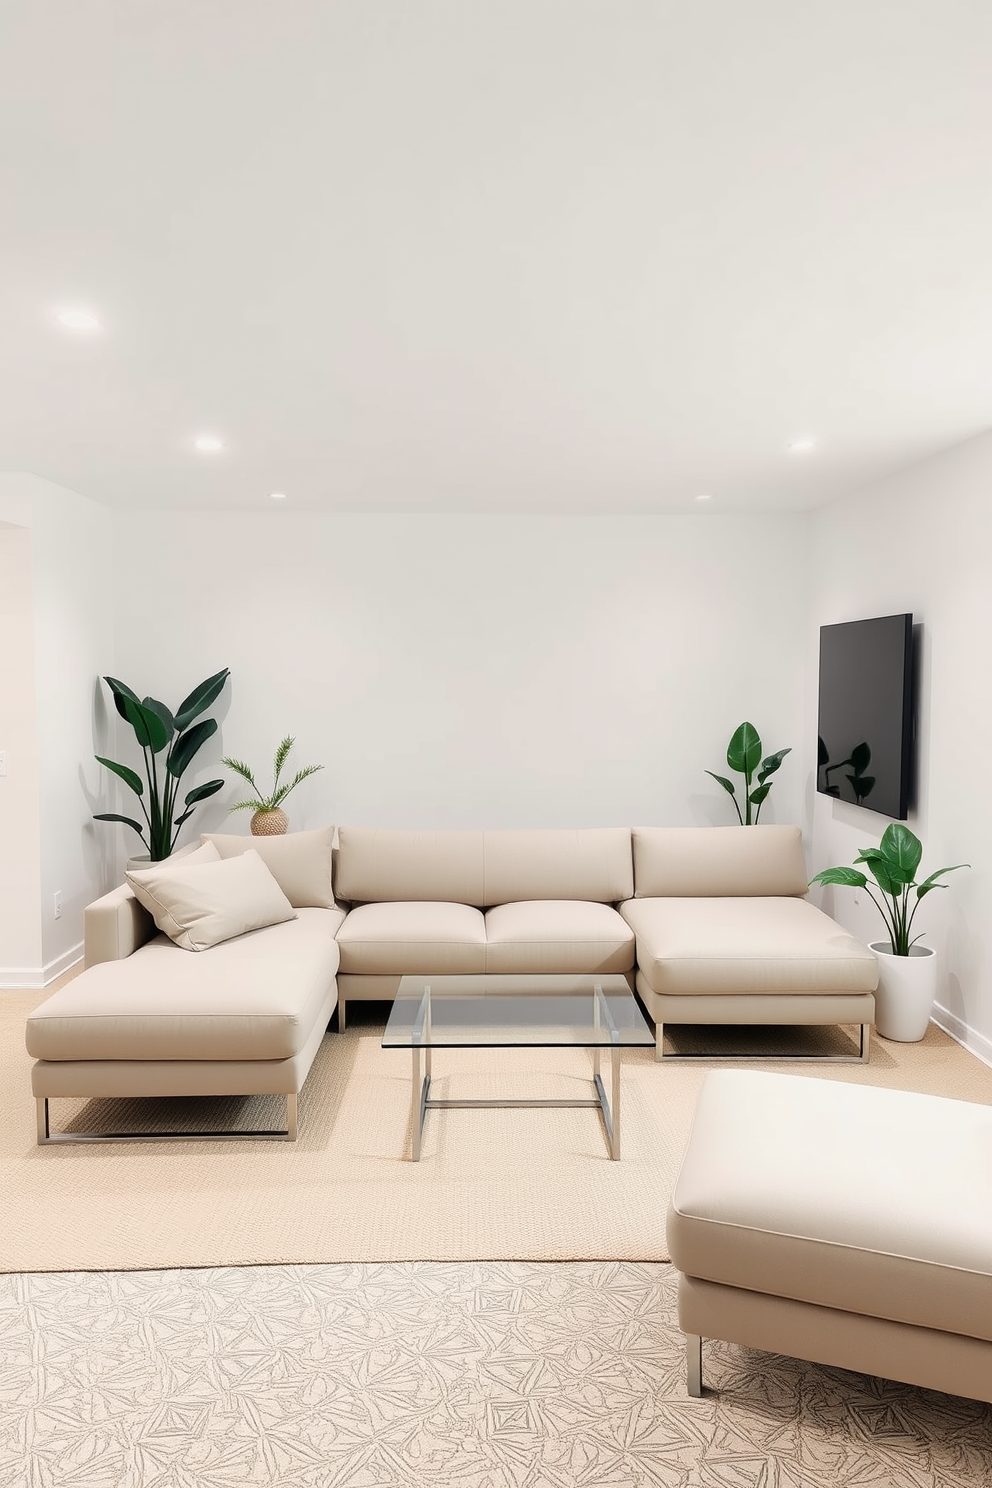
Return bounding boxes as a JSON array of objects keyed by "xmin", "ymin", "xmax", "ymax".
[
  {"xmin": 334, "ymin": 827, "xmax": 634, "ymax": 906},
  {"xmin": 481, "ymin": 828, "xmax": 633, "ymax": 905},
  {"xmin": 632, "ymin": 825, "xmax": 808, "ymax": 898},
  {"xmin": 202, "ymin": 826, "xmax": 336, "ymax": 908},
  {"xmin": 336, "ymin": 828, "xmax": 486, "ymax": 904}
]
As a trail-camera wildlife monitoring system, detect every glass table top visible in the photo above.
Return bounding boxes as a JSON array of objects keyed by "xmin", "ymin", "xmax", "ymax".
[{"xmin": 381, "ymin": 973, "xmax": 656, "ymax": 1049}]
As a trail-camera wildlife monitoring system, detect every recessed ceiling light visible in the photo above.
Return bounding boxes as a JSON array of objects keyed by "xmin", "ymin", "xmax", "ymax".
[
  {"xmin": 695, "ymin": 493, "xmax": 713, "ymax": 503},
  {"xmin": 194, "ymin": 435, "xmax": 225, "ymax": 453},
  {"xmin": 788, "ymin": 437, "xmax": 818, "ymax": 454},
  {"xmin": 55, "ymin": 307, "xmax": 101, "ymax": 332},
  {"xmin": 270, "ymin": 492, "xmax": 287, "ymax": 501}
]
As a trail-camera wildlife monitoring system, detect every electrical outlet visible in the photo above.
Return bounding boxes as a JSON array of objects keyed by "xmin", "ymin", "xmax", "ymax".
[{"xmin": 53, "ymin": 891, "xmax": 62, "ymax": 920}]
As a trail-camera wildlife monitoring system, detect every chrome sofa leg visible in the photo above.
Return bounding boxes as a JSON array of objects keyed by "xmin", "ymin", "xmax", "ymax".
[
  {"xmin": 686, "ymin": 1333, "xmax": 703, "ymax": 1397},
  {"xmin": 338, "ymin": 999, "xmax": 346, "ymax": 1034},
  {"xmin": 860, "ymin": 1022, "xmax": 871, "ymax": 1063},
  {"xmin": 655, "ymin": 1023, "xmax": 664, "ymax": 1062},
  {"xmin": 35, "ymin": 1092, "xmax": 300, "ymax": 1143}
]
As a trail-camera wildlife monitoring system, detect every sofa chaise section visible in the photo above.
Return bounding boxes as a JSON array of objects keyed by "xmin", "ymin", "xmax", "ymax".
[
  {"xmin": 27, "ymin": 829, "xmax": 344, "ymax": 1142},
  {"xmin": 333, "ymin": 826, "xmax": 636, "ymax": 1026},
  {"xmin": 622, "ymin": 826, "xmax": 878, "ymax": 1060}
]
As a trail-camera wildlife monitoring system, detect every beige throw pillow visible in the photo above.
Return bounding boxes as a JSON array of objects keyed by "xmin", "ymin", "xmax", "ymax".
[
  {"xmin": 201, "ymin": 826, "xmax": 337, "ymax": 908},
  {"xmin": 126, "ymin": 848, "xmax": 297, "ymax": 952}
]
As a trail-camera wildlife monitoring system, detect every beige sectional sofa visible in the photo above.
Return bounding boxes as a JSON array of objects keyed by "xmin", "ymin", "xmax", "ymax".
[
  {"xmin": 25, "ymin": 822, "xmax": 879, "ymax": 1142},
  {"xmin": 333, "ymin": 826, "xmax": 636, "ymax": 1029},
  {"xmin": 622, "ymin": 826, "xmax": 878, "ymax": 1060}
]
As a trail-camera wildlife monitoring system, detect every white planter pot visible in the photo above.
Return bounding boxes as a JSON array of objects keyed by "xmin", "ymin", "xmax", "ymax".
[{"xmin": 870, "ymin": 941, "xmax": 938, "ymax": 1042}]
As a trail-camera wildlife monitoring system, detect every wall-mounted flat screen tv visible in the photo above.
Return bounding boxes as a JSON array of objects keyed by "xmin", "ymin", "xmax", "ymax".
[{"xmin": 817, "ymin": 613, "xmax": 914, "ymax": 820}]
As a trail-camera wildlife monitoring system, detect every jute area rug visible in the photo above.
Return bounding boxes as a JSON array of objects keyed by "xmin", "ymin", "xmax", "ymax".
[{"xmin": 3, "ymin": 989, "xmax": 992, "ymax": 1274}]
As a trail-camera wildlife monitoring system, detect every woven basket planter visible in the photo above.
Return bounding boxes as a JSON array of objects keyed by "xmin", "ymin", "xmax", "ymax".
[{"xmin": 250, "ymin": 808, "xmax": 289, "ymax": 836}]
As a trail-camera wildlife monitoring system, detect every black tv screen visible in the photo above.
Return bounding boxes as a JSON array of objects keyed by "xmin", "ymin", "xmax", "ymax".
[{"xmin": 817, "ymin": 613, "xmax": 914, "ymax": 820}]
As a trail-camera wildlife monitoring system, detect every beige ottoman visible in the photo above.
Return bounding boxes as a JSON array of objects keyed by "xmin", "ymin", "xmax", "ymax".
[{"xmin": 667, "ymin": 1070, "xmax": 992, "ymax": 1404}]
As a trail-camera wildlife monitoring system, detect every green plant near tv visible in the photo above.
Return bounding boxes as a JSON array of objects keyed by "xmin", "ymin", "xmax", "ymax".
[
  {"xmin": 809, "ymin": 822, "xmax": 967, "ymax": 956},
  {"xmin": 94, "ymin": 667, "xmax": 231, "ymax": 861},
  {"xmin": 706, "ymin": 722, "xmax": 791, "ymax": 825}
]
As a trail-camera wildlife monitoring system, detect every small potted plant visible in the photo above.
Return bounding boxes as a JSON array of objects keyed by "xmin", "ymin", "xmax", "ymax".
[
  {"xmin": 809, "ymin": 823, "xmax": 968, "ymax": 1041},
  {"xmin": 222, "ymin": 735, "xmax": 323, "ymax": 835},
  {"xmin": 706, "ymin": 722, "xmax": 791, "ymax": 825}
]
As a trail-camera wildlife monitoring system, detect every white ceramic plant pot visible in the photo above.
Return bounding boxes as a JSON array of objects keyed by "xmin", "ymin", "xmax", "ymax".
[{"xmin": 869, "ymin": 941, "xmax": 938, "ymax": 1042}]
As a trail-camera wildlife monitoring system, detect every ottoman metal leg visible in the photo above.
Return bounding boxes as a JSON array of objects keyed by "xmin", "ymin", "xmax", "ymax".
[{"xmin": 686, "ymin": 1333, "xmax": 703, "ymax": 1397}]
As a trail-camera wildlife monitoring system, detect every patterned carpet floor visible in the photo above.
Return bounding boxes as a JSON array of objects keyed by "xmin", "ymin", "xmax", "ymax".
[{"xmin": 2, "ymin": 1260, "xmax": 990, "ymax": 1488}]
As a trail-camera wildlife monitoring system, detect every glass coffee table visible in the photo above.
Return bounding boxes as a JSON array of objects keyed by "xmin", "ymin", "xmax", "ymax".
[{"xmin": 382, "ymin": 973, "xmax": 655, "ymax": 1161}]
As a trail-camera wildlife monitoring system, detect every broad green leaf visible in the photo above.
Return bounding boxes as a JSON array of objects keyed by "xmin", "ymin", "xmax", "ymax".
[
  {"xmin": 879, "ymin": 822, "xmax": 923, "ymax": 880},
  {"xmin": 122, "ymin": 696, "xmax": 169, "ymax": 752},
  {"xmin": 850, "ymin": 740, "xmax": 872, "ymax": 775},
  {"xmin": 184, "ymin": 779, "xmax": 224, "ymax": 806},
  {"xmin": 142, "ymin": 697, "xmax": 175, "ymax": 743},
  {"xmin": 749, "ymin": 783, "xmax": 771, "ymax": 807},
  {"xmin": 855, "ymin": 846, "xmax": 914, "ymax": 886},
  {"xmin": 867, "ymin": 860, "xmax": 901, "ymax": 897},
  {"xmin": 757, "ymin": 747, "xmax": 791, "ymax": 785},
  {"xmin": 809, "ymin": 867, "xmax": 867, "ymax": 888},
  {"xmin": 916, "ymin": 863, "xmax": 969, "ymax": 899},
  {"xmin": 168, "ymin": 717, "xmax": 218, "ymax": 777},
  {"xmin": 93, "ymin": 812, "xmax": 146, "ymax": 838},
  {"xmin": 727, "ymin": 722, "xmax": 761, "ymax": 780},
  {"xmin": 705, "ymin": 772, "xmax": 737, "ymax": 797},
  {"xmin": 103, "ymin": 675, "xmax": 142, "ymax": 723},
  {"xmin": 95, "ymin": 756, "xmax": 143, "ymax": 795},
  {"xmin": 174, "ymin": 668, "xmax": 230, "ymax": 731}
]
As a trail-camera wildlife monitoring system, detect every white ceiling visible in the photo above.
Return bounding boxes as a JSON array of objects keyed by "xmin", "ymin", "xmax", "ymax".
[{"xmin": 2, "ymin": 1, "xmax": 991, "ymax": 514}]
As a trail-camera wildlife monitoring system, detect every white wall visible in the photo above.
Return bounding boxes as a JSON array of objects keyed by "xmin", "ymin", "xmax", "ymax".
[
  {"xmin": 0, "ymin": 476, "xmax": 113, "ymax": 987},
  {"xmin": 111, "ymin": 512, "xmax": 810, "ymax": 846},
  {"xmin": 0, "ymin": 524, "xmax": 43, "ymax": 977},
  {"xmin": 808, "ymin": 429, "xmax": 992, "ymax": 1059},
  {"xmin": 30, "ymin": 481, "xmax": 115, "ymax": 972}
]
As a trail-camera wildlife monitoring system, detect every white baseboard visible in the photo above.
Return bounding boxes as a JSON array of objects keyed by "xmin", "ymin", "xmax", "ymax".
[
  {"xmin": 932, "ymin": 1001, "xmax": 992, "ymax": 1070},
  {"xmin": 0, "ymin": 942, "xmax": 84, "ymax": 991}
]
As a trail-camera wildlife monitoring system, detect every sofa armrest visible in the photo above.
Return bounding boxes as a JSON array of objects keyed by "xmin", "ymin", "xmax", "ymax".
[{"xmin": 84, "ymin": 884, "xmax": 156, "ymax": 966}]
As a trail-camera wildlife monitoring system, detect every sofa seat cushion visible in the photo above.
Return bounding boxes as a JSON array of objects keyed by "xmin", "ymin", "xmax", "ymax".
[
  {"xmin": 622, "ymin": 897, "xmax": 878, "ymax": 997},
  {"xmin": 668, "ymin": 1070, "xmax": 992, "ymax": 1343},
  {"xmin": 484, "ymin": 901, "xmax": 635, "ymax": 974},
  {"xmin": 26, "ymin": 908, "xmax": 343, "ymax": 1063},
  {"xmin": 335, "ymin": 902, "xmax": 487, "ymax": 975}
]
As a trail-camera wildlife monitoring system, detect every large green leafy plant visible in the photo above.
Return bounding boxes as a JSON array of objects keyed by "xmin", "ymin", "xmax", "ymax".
[
  {"xmin": 809, "ymin": 823, "xmax": 967, "ymax": 956},
  {"xmin": 706, "ymin": 722, "xmax": 791, "ymax": 825},
  {"xmin": 94, "ymin": 668, "xmax": 231, "ymax": 860}
]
